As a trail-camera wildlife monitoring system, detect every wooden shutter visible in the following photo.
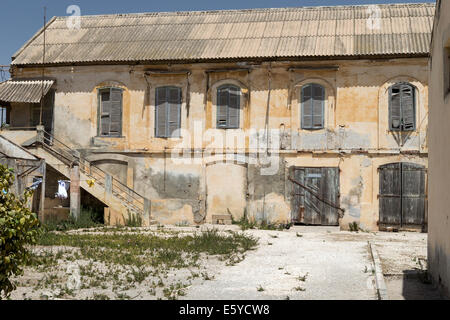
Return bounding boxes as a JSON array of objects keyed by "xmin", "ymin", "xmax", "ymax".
[
  {"xmin": 401, "ymin": 85, "xmax": 415, "ymax": 131},
  {"xmin": 228, "ymin": 86, "xmax": 240, "ymax": 128},
  {"xmin": 301, "ymin": 85, "xmax": 313, "ymax": 129},
  {"xmin": 99, "ymin": 88, "xmax": 122, "ymax": 137},
  {"xmin": 155, "ymin": 87, "xmax": 168, "ymax": 137},
  {"xmin": 109, "ymin": 88, "xmax": 122, "ymax": 137},
  {"xmin": 390, "ymin": 83, "xmax": 415, "ymax": 131},
  {"xmin": 379, "ymin": 163, "xmax": 402, "ymax": 225},
  {"xmin": 312, "ymin": 84, "xmax": 324, "ymax": 129},
  {"xmin": 100, "ymin": 90, "xmax": 111, "ymax": 136},
  {"xmin": 389, "ymin": 85, "xmax": 402, "ymax": 131},
  {"xmin": 217, "ymin": 87, "xmax": 228, "ymax": 128},
  {"xmin": 168, "ymin": 87, "xmax": 181, "ymax": 137}
]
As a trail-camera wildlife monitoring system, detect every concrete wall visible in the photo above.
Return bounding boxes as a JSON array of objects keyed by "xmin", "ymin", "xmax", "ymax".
[
  {"xmin": 428, "ymin": 0, "xmax": 450, "ymax": 299},
  {"xmin": 10, "ymin": 57, "xmax": 429, "ymax": 229}
]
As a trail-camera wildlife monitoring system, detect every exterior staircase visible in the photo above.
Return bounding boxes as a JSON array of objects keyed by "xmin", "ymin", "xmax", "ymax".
[{"xmin": 27, "ymin": 127, "xmax": 151, "ymax": 226}]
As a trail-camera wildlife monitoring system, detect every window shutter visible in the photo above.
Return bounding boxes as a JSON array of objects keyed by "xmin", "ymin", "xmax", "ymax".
[
  {"xmin": 401, "ymin": 84, "xmax": 415, "ymax": 131},
  {"xmin": 390, "ymin": 85, "xmax": 402, "ymax": 131},
  {"xmin": 312, "ymin": 84, "xmax": 324, "ymax": 128},
  {"xmin": 301, "ymin": 85, "xmax": 313, "ymax": 129},
  {"xmin": 168, "ymin": 87, "xmax": 181, "ymax": 137},
  {"xmin": 217, "ymin": 87, "xmax": 228, "ymax": 128},
  {"xmin": 100, "ymin": 90, "xmax": 111, "ymax": 136},
  {"xmin": 109, "ymin": 88, "xmax": 122, "ymax": 136},
  {"xmin": 228, "ymin": 86, "xmax": 240, "ymax": 128},
  {"xmin": 155, "ymin": 87, "xmax": 168, "ymax": 137}
]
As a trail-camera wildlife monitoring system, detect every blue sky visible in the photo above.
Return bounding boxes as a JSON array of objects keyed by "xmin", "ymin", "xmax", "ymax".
[{"xmin": 0, "ymin": 0, "xmax": 434, "ymax": 79}]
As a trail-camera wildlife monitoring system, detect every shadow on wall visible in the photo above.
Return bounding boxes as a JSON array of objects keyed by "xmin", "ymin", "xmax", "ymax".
[{"xmin": 401, "ymin": 269, "xmax": 444, "ymax": 300}]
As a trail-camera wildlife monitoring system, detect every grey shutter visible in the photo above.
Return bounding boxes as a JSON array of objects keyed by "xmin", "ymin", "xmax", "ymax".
[
  {"xmin": 312, "ymin": 84, "xmax": 324, "ymax": 129},
  {"xmin": 228, "ymin": 86, "xmax": 240, "ymax": 128},
  {"xmin": 401, "ymin": 85, "xmax": 415, "ymax": 131},
  {"xmin": 168, "ymin": 87, "xmax": 181, "ymax": 137},
  {"xmin": 217, "ymin": 87, "xmax": 228, "ymax": 128},
  {"xmin": 401, "ymin": 163, "xmax": 426, "ymax": 226},
  {"xmin": 390, "ymin": 85, "xmax": 402, "ymax": 131},
  {"xmin": 379, "ymin": 163, "xmax": 402, "ymax": 225},
  {"xmin": 100, "ymin": 90, "xmax": 111, "ymax": 136},
  {"xmin": 109, "ymin": 88, "xmax": 122, "ymax": 136},
  {"xmin": 156, "ymin": 87, "xmax": 168, "ymax": 137},
  {"xmin": 301, "ymin": 85, "xmax": 313, "ymax": 129}
]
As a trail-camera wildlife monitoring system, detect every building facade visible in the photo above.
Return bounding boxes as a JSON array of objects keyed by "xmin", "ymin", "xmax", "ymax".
[
  {"xmin": 0, "ymin": 3, "xmax": 433, "ymax": 231},
  {"xmin": 429, "ymin": 0, "xmax": 450, "ymax": 299}
]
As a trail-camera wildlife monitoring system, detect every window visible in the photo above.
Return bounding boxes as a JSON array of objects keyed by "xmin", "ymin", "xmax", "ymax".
[
  {"xmin": 389, "ymin": 83, "xmax": 415, "ymax": 131},
  {"xmin": 216, "ymin": 84, "xmax": 240, "ymax": 129},
  {"xmin": 0, "ymin": 106, "xmax": 9, "ymax": 126},
  {"xmin": 301, "ymin": 83, "xmax": 325, "ymax": 130},
  {"xmin": 155, "ymin": 86, "xmax": 182, "ymax": 138},
  {"xmin": 98, "ymin": 87, "xmax": 123, "ymax": 137}
]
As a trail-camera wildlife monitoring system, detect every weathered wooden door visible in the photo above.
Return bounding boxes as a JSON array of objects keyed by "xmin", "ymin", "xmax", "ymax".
[
  {"xmin": 379, "ymin": 162, "xmax": 427, "ymax": 228},
  {"xmin": 291, "ymin": 167, "xmax": 340, "ymax": 226}
]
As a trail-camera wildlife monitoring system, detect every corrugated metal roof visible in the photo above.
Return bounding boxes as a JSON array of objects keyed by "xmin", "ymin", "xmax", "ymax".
[
  {"xmin": 11, "ymin": 2, "xmax": 435, "ymax": 66},
  {"xmin": 0, "ymin": 80, "xmax": 54, "ymax": 103}
]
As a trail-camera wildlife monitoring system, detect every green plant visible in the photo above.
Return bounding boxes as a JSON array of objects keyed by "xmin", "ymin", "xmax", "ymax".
[
  {"xmin": 44, "ymin": 206, "xmax": 102, "ymax": 231},
  {"xmin": 293, "ymin": 286, "xmax": 306, "ymax": 292},
  {"xmin": 297, "ymin": 273, "xmax": 308, "ymax": 282},
  {"xmin": 349, "ymin": 222, "xmax": 359, "ymax": 232},
  {"xmin": 123, "ymin": 211, "xmax": 143, "ymax": 227},
  {"xmin": 0, "ymin": 165, "xmax": 42, "ymax": 298},
  {"xmin": 233, "ymin": 213, "xmax": 285, "ymax": 231}
]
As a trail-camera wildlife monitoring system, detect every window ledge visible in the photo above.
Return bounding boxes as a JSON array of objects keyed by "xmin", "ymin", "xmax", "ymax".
[{"xmin": 95, "ymin": 135, "xmax": 126, "ymax": 139}]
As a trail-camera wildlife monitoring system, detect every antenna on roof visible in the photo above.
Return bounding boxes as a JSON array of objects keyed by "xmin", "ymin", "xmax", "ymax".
[{"xmin": 39, "ymin": 6, "xmax": 46, "ymax": 126}]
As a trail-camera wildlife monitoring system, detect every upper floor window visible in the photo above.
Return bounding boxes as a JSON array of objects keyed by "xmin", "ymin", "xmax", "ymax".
[
  {"xmin": 301, "ymin": 83, "xmax": 325, "ymax": 130},
  {"xmin": 98, "ymin": 87, "xmax": 123, "ymax": 137},
  {"xmin": 0, "ymin": 106, "xmax": 9, "ymax": 127},
  {"xmin": 217, "ymin": 84, "xmax": 240, "ymax": 129},
  {"xmin": 155, "ymin": 86, "xmax": 182, "ymax": 138},
  {"xmin": 389, "ymin": 83, "xmax": 415, "ymax": 131}
]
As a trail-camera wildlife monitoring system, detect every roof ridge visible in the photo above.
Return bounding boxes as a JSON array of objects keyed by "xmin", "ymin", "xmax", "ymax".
[{"xmin": 52, "ymin": 2, "xmax": 435, "ymax": 20}]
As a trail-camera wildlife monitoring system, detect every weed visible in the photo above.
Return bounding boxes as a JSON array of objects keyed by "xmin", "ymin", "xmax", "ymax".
[
  {"xmin": 257, "ymin": 285, "xmax": 265, "ymax": 292},
  {"xmin": 349, "ymin": 222, "xmax": 359, "ymax": 232},
  {"xmin": 92, "ymin": 293, "xmax": 110, "ymax": 300},
  {"xmin": 201, "ymin": 272, "xmax": 214, "ymax": 281},
  {"xmin": 293, "ymin": 286, "xmax": 306, "ymax": 292},
  {"xmin": 123, "ymin": 211, "xmax": 143, "ymax": 227},
  {"xmin": 43, "ymin": 206, "xmax": 103, "ymax": 231},
  {"xmin": 116, "ymin": 292, "xmax": 131, "ymax": 300},
  {"xmin": 297, "ymin": 273, "xmax": 309, "ymax": 282}
]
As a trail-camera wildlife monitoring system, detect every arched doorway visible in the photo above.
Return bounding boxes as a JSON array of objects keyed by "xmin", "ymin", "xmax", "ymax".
[{"xmin": 378, "ymin": 162, "xmax": 427, "ymax": 230}]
